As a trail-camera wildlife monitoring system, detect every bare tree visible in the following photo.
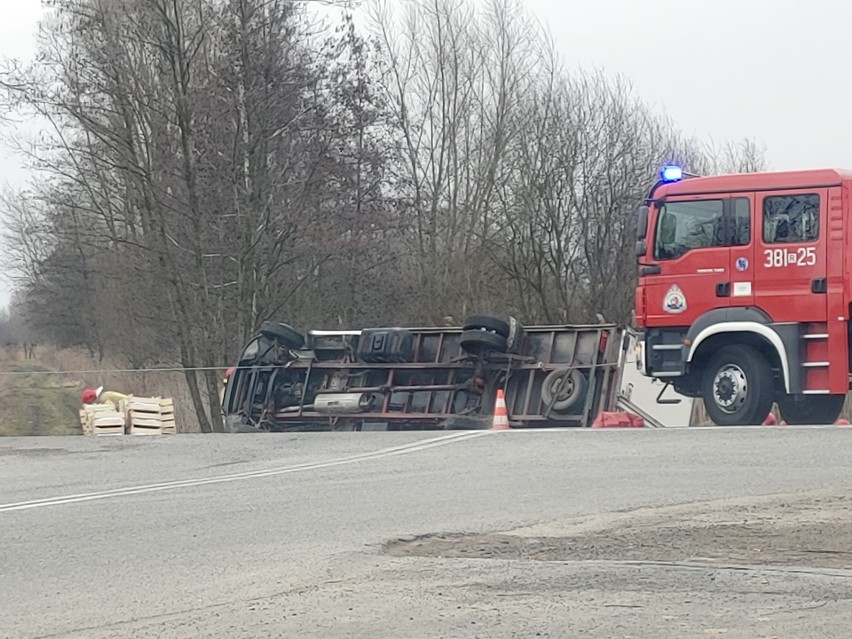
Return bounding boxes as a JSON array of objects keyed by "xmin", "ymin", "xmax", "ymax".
[
  {"xmin": 0, "ymin": 0, "xmax": 769, "ymax": 431},
  {"xmin": 369, "ymin": 0, "xmax": 537, "ymax": 321},
  {"xmin": 2, "ymin": 0, "xmax": 396, "ymax": 431}
]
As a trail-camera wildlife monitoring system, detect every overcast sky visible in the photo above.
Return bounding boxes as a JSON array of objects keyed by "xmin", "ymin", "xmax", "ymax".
[
  {"xmin": 1, "ymin": 0, "xmax": 851, "ymax": 306},
  {"xmin": 521, "ymin": 0, "xmax": 852, "ymax": 171},
  {"xmin": 0, "ymin": 0, "xmax": 41, "ymax": 184}
]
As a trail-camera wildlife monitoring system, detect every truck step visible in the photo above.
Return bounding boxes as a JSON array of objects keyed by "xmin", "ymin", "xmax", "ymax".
[
  {"xmin": 802, "ymin": 361, "xmax": 830, "ymax": 368},
  {"xmin": 802, "ymin": 333, "xmax": 829, "ymax": 340}
]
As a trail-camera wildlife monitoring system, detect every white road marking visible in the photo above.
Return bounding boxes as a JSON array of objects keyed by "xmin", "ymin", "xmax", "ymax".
[
  {"xmin": 656, "ymin": 424, "xmax": 848, "ymax": 431},
  {"xmin": 0, "ymin": 431, "xmax": 489, "ymax": 513}
]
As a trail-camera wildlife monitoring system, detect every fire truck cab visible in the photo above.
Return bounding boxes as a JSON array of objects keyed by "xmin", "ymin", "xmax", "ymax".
[{"xmin": 634, "ymin": 166, "xmax": 852, "ymax": 425}]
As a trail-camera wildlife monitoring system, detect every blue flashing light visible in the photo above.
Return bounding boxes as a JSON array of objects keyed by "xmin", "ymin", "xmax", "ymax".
[{"xmin": 661, "ymin": 165, "xmax": 683, "ymax": 182}]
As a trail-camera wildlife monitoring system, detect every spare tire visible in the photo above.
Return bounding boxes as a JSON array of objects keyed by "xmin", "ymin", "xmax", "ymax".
[
  {"xmin": 541, "ymin": 368, "xmax": 587, "ymax": 414},
  {"xmin": 259, "ymin": 321, "xmax": 305, "ymax": 350},
  {"xmin": 462, "ymin": 314, "xmax": 511, "ymax": 338},
  {"xmin": 460, "ymin": 329, "xmax": 508, "ymax": 355}
]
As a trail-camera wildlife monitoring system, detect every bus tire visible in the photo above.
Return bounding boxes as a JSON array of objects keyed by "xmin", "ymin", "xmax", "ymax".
[
  {"xmin": 541, "ymin": 368, "xmax": 587, "ymax": 414},
  {"xmin": 462, "ymin": 314, "xmax": 511, "ymax": 338},
  {"xmin": 259, "ymin": 321, "xmax": 305, "ymax": 350},
  {"xmin": 460, "ymin": 329, "xmax": 508, "ymax": 355}
]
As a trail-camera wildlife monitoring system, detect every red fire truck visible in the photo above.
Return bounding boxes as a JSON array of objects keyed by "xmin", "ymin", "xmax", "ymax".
[{"xmin": 634, "ymin": 166, "xmax": 852, "ymax": 425}]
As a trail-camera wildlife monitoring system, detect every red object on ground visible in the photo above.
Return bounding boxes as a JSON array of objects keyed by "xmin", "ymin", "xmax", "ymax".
[
  {"xmin": 763, "ymin": 413, "xmax": 777, "ymax": 426},
  {"xmin": 592, "ymin": 411, "xmax": 644, "ymax": 428},
  {"xmin": 81, "ymin": 387, "xmax": 98, "ymax": 404},
  {"xmin": 836, "ymin": 418, "xmax": 850, "ymax": 425}
]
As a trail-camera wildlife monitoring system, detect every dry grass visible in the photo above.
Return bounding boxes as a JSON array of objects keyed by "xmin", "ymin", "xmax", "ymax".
[
  {"xmin": 0, "ymin": 346, "xmax": 228, "ymax": 435},
  {"xmin": 0, "ymin": 350, "xmax": 84, "ymax": 436}
]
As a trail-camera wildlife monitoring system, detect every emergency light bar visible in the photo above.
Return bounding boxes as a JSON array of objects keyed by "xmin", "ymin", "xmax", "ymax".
[
  {"xmin": 646, "ymin": 165, "xmax": 700, "ymax": 202},
  {"xmin": 660, "ymin": 165, "xmax": 683, "ymax": 182}
]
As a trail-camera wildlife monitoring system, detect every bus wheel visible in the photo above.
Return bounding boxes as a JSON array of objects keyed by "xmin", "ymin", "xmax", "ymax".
[
  {"xmin": 260, "ymin": 321, "xmax": 305, "ymax": 350},
  {"xmin": 541, "ymin": 368, "xmax": 587, "ymax": 414},
  {"xmin": 702, "ymin": 345, "xmax": 773, "ymax": 426},
  {"xmin": 778, "ymin": 394, "xmax": 846, "ymax": 425}
]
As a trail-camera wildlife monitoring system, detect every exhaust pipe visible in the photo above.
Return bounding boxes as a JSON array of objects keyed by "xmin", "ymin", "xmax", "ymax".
[{"xmin": 314, "ymin": 393, "xmax": 374, "ymax": 413}]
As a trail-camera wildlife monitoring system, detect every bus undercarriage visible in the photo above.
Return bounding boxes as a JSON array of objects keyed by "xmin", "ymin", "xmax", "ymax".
[{"xmin": 222, "ymin": 316, "xmax": 629, "ymax": 432}]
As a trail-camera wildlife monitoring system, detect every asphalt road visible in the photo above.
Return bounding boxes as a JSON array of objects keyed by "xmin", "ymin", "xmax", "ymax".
[{"xmin": 3, "ymin": 427, "xmax": 852, "ymax": 638}]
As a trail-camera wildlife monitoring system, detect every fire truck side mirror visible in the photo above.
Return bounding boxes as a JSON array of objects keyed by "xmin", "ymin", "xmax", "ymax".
[
  {"xmin": 636, "ymin": 205, "xmax": 649, "ymax": 240},
  {"xmin": 635, "ymin": 239, "xmax": 648, "ymax": 259}
]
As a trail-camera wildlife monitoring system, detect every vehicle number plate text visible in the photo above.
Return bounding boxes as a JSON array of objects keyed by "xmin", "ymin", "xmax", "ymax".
[{"xmin": 763, "ymin": 247, "xmax": 816, "ymax": 268}]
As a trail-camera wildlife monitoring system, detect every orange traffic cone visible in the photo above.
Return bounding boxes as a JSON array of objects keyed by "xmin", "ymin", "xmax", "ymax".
[{"xmin": 491, "ymin": 389, "xmax": 511, "ymax": 430}]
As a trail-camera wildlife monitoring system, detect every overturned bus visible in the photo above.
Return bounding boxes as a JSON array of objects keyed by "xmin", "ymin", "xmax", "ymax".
[{"xmin": 221, "ymin": 314, "xmax": 629, "ymax": 432}]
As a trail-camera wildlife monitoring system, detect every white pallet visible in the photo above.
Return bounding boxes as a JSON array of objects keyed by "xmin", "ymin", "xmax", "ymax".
[
  {"xmin": 94, "ymin": 427, "xmax": 125, "ymax": 436},
  {"xmin": 128, "ymin": 425, "xmax": 163, "ymax": 435},
  {"xmin": 125, "ymin": 396, "xmax": 176, "ymax": 434},
  {"xmin": 81, "ymin": 405, "xmax": 125, "ymax": 437}
]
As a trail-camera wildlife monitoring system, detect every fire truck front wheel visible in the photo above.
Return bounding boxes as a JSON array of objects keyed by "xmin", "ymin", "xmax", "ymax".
[
  {"xmin": 777, "ymin": 394, "xmax": 846, "ymax": 425},
  {"xmin": 701, "ymin": 345, "xmax": 774, "ymax": 426}
]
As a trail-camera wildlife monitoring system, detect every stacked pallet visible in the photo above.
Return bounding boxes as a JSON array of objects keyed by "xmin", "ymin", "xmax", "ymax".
[
  {"xmin": 78, "ymin": 409, "xmax": 91, "ymax": 436},
  {"xmin": 79, "ymin": 404, "xmax": 125, "ymax": 436},
  {"xmin": 125, "ymin": 397, "xmax": 176, "ymax": 435}
]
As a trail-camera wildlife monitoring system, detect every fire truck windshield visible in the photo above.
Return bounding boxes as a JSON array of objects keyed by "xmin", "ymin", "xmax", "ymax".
[{"xmin": 654, "ymin": 200, "xmax": 725, "ymax": 260}]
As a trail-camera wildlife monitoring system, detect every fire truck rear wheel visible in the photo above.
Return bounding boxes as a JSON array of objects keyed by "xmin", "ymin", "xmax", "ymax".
[
  {"xmin": 777, "ymin": 394, "xmax": 846, "ymax": 425},
  {"xmin": 702, "ymin": 345, "xmax": 774, "ymax": 426}
]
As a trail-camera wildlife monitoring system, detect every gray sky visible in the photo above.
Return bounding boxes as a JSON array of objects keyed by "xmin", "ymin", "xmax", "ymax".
[
  {"xmin": 0, "ymin": 0, "xmax": 44, "ymax": 308},
  {"xmin": 1, "ymin": 0, "xmax": 850, "ymax": 307},
  {"xmin": 0, "ymin": 0, "xmax": 41, "ymax": 184},
  {"xmin": 523, "ymin": 0, "xmax": 852, "ymax": 171}
]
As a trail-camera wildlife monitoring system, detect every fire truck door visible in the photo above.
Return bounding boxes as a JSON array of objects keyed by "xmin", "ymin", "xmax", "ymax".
[
  {"xmin": 753, "ymin": 188, "xmax": 828, "ymax": 323},
  {"xmin": 728, "ymin": 194, "xmax": 755, "ymax": 307},
  {"xmin": 644, "ymin": 197, "xmax": 732, "ymax": 327}
]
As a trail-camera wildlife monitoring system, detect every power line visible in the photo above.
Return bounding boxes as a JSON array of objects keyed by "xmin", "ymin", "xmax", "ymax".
[{"xmin": 0, "ymin": 365, "xmax": 237, "ymax": 377}]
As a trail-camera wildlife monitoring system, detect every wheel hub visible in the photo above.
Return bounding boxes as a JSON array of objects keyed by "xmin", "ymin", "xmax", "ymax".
[
  {"xmin": 550, "ymin": 374, "xmax": 574, "ymax": 401},
  {"xmin": 551, "ymin": 375, "xmax": 575, "ymax": 401},
  {"xmin": 713, "ymin": 364, "xmax": 747, "ymax": 413}
]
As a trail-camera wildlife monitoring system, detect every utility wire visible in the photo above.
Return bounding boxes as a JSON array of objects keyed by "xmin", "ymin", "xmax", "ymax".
[{"xmin": 0, "ymin": 365, "xmax": 239, "ymax": 377}]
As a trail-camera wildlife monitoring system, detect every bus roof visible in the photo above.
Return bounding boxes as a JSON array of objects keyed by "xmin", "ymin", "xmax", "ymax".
[{"xmin": 654, "ymin": 168, "xmax": 852, "ymax": 199}]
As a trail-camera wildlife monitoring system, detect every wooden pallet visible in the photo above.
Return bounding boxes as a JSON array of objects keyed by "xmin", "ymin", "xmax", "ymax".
[
  {"xmin": 80, "ymin": 404, "xmax": 125, "ymax": 436},
  {"xmin": 93, "ymin": 414, "xmax": 126, "ymax": 436},
  {"xmin": 79, "ymin": 409, "xmax": 92, "ymax": 436},
  {"xmin": 125, "ymin": 397, "xmax": 175, "ymax": 435}
]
